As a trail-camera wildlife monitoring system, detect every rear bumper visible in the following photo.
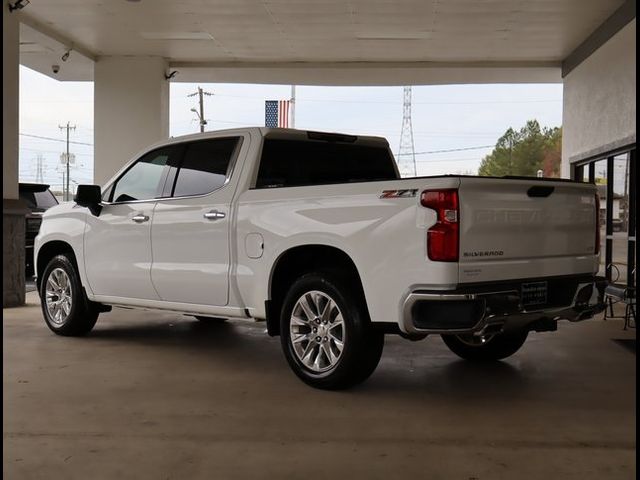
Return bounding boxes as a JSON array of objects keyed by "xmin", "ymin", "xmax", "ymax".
[{"xmin": 401, "ymin": 275, "xmax": 607, "ymax": 336}]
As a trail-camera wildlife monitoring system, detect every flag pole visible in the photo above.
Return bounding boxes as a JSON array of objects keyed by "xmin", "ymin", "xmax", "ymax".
[{"xmin": 290, "ymin": 85, "xmax": 296, "ymax": 128}]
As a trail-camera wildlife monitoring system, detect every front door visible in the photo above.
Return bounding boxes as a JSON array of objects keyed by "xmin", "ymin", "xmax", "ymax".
[
  {"xmin": 84, "ymin": 145, "xmax": 178, "ymax": 300},
  {"xmin": 84, "ymin": 202, "xmax": 159, "ymax": 299}
]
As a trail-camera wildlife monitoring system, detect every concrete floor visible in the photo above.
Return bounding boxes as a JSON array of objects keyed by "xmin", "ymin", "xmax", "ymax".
[{"xmin": 3, "ymin": 292, "xmax": 636, "ymax": 479}]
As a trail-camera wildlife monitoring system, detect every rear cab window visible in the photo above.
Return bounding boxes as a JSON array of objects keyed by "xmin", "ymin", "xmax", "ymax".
[{"xmin": 255, "ymin": 132, "xmax": 399, "ymax": 189}]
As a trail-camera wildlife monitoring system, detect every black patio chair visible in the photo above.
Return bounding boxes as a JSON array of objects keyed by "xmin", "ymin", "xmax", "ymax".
[{"xmin": 603, "ymin": 265, "xmax": 636, "ymax": 330}]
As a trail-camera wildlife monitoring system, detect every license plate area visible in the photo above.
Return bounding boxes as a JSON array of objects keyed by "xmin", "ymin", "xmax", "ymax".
[{"xmin": 521, "ymin": 281, "xmax": 548, "ymax": 307}]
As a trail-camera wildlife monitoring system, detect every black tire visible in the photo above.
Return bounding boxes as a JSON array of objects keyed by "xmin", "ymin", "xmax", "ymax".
[
  {"xmin": 193, "ymin": 316, "xmax": 227, "ymax": 323},
  {"xmin": 40, "ymin": 254, "xmax": 99, "ymax": 336},
  {"xmin": 441, "ymin": 330, "xmax": 528, "ymax": 361},
  {"xmin": 280, "ymin": 272, "xmax": 384, "ymax": 390}
]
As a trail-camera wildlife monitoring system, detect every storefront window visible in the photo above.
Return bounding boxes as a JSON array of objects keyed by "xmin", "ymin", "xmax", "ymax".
[
  {"xmin": 611, "ymin": 154, "xmax": 630, "ymax": 283},
  {"xmin": 573, "ymin": 148, "xmax": 636, "ymax": 288}
]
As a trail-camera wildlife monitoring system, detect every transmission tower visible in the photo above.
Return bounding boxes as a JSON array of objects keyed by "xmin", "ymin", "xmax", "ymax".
[
  {"xmin": 397, "ymin": 86, "xmax": 417, "ymax": 177},
  {"xmin": 35, "ymin": 154, "xmax": 45, "ymax": 183}
]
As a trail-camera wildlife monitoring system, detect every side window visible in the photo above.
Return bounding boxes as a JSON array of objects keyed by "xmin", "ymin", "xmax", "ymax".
[
  {"xmin": 172, "ymin": 137, "xmax": 240, "ymax": 197},
  {"xmin": 110, "ymin": 147, "xmax": 173, "ymax": 203}
]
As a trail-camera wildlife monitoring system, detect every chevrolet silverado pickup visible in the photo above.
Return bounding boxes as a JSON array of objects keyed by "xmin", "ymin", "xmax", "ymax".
[{"xmin": 34, "ymin": 128, "xmax": 604, "ymax": 389}]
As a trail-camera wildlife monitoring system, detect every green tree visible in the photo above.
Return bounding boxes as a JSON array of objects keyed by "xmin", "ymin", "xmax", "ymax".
[
  {"xmin": 541, "ymin": 126, "xmax": 562, "ymax": 177},
  {"xmin": 478, "ymin": 120, "xmax": 562, "ymax": 177}
]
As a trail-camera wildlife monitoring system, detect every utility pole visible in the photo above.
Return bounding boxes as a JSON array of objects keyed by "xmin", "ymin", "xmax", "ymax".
[
  {"xmin": 398, "ymin": 86, "xmax": 416, "ymax": 177},
  {"xmin": 290, "ymin": 85, "xmax": 296, "ymax": 128},
  {"xmin": 59, "ymin": 122, "xmax": 76, "ymax": 201},
  {"xmin": 188, "ymin": 86, "xmax": 213, "ymax": 133}
]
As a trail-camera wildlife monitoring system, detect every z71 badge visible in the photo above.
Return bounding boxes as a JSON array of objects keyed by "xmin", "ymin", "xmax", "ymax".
[{"xmin": 380, "ymin": 189, "xmax": 418, "ymax": 199}]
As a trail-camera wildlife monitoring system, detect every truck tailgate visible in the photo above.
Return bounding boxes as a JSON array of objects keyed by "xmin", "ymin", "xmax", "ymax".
[{"xmin": 457, "ymin": 177, "xmax": 598, "ymax": 283}]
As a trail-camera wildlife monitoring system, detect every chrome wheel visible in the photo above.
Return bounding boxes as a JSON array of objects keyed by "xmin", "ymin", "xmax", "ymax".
[
  {"xmin": 289, "ymin": 290, "xmax": 345, "ymax": 373},
  {"xmin": 45, "ymin": 267, "xmax": 73, "ymax": 325}
]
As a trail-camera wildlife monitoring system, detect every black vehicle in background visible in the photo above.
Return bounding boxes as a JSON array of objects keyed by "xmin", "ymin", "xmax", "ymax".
[{"xmin": 19, "ymin": 183, "xmax": 59, "ymax": 276}]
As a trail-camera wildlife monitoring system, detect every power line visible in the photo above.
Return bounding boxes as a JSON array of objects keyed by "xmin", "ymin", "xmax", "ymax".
[
  {"xmin": 19, "ymin": 133, "xmax": 93, "ymax": 146},
  {"xmin": 415, "ymin": 157, "xmax": 484, "ymax": 163},
  {"xmin": 168, "ymin": 119, "xmax": 495, "ymax": 156},
  {"xmin": 20, "ymin": 99, "xmax": 93, "ymax": 104},
  {"xmin": 170, "ymin": 118, "xmax": 502, "ymax": 138},
  {"xmin": 20, "ymin": 147, "xmax": 92, "ymax": 156},
  {"xmin": 398, "ymin": 144, "xmax": 494, "ymax": 156},
  {"xmin": 191, "ymin": 92, "xmax": 561, "ymax": 106}
]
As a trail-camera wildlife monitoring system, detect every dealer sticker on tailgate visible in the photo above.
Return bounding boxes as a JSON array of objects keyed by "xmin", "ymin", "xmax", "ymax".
[{"xmin": 521, "ymin": 281, "xmax": 548, "ymax": 306}]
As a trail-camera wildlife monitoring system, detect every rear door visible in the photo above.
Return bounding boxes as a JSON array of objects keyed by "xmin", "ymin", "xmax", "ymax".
[
  {"xmin": 150, "ymin": 136, "xmax": 244, "ymax": 306},
  {"xmin": 457, "ymin": 177, "xmax": 598, "ymax": 283}
]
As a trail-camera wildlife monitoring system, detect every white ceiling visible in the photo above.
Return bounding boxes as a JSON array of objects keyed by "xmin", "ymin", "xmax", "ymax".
[{"xmin": 18, "ymin": 0, "xmax": 625, "ymax": 83}]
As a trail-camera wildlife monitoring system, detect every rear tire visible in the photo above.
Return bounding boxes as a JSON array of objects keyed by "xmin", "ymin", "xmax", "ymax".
[
  {"xmin": 441, "ymin": 330, "xmax": 528, "ymax": 361},
  {"xmin": 280, "ymin": 272, "xmax": 384, "ymax": 390},
  {"xmin": 40, "ymin": 254, "xmax": 99, "ymax": 336}
]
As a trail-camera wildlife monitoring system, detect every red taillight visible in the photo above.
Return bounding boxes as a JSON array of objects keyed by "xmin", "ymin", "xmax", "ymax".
[
  {"xmin": 421, "ymin": 189, "xmax": 459, "ymax": 262},
  {"xmin": 594, "ymin": 193, "xmax": 600, "ymax": 254}
]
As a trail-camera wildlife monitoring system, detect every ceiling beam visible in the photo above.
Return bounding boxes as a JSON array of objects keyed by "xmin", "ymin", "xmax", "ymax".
[
  {"xmin": 168, "ymin": 60, "xmax": 561, "ymax": 86},
  {"xmin": 19, "ymin": 12, "xmax": 96, "ymax": 62},
  {"xmin": 562, "ymin": 0, "xmax": 635, "ymax": 77}
]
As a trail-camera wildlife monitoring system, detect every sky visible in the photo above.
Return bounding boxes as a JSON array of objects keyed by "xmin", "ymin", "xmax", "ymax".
[{"xmin": 18, "ymin": 65, "xmax": 565, "ymax": 192}]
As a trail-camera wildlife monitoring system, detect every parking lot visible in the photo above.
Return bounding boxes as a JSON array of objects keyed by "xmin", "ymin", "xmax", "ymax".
[{"xmin": 3, "ymin": 291, "xmax": 635, "ymax": 479}]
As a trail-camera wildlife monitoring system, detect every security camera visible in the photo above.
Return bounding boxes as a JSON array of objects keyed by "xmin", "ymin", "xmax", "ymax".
[
  {"xmin": 52, "ymin": 65, "xmax": 60, "ymax": 74},
  {"xmin": 8, "ymin": 0, "xmax": 30, "ymax": 13}
]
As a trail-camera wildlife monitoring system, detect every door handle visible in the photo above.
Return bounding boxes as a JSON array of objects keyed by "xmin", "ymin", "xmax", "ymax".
[
  {"xmin": 131, "ymin": 214, "xmax": 149, "ymax": 223},
  {"xmin": 204, "ymin": 210, "xmax": 226, "ymax": 220}
]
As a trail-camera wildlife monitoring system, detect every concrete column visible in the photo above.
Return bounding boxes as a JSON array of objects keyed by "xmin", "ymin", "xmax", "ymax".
[
  {"xmin": 3, "ymin": 5, "xmax": 28, "ymax": 307},
  {"xmin": 94, "ymin": 56, "xmax": 169, "ymax": 186}
]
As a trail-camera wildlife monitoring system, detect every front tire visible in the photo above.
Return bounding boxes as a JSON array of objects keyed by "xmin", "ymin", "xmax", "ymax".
[
  {"xmin": 280, "ymin": 272, "xmax": 384, "ymax": 390},
  {"xmin": 40, "ymin": 254, "xmax": 99, "ymax": 336},
  {"xmin": 441, "ymin": 330, "xmax": 528, "ymax": 361}
]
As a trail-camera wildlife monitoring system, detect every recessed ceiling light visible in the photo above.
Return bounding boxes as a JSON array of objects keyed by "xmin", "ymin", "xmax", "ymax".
[{"xmin": 356, "ymin": 32, "xmax": 432, "ymax": 40}]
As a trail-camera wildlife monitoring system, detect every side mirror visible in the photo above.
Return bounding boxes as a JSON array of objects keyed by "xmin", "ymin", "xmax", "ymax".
[{"xmin": 74, "ymin": 184, "xmax": 102, "ymax": 216}]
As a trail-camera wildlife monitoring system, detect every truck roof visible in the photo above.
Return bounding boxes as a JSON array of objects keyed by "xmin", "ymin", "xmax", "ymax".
[{"xmin": 165, "ymin": 127, "xmax": 389, "ymax": 147}]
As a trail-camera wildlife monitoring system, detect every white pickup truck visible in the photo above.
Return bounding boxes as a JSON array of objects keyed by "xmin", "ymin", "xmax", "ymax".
[{"xmin": 35, "ymin": 128, "xmax": 604, "ymax": 389}]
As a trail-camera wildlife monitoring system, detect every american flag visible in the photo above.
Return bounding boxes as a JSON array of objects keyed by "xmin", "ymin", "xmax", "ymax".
[{"xmin": 265, "ymin": 100, "xmax": 290, "ymax": 128}]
